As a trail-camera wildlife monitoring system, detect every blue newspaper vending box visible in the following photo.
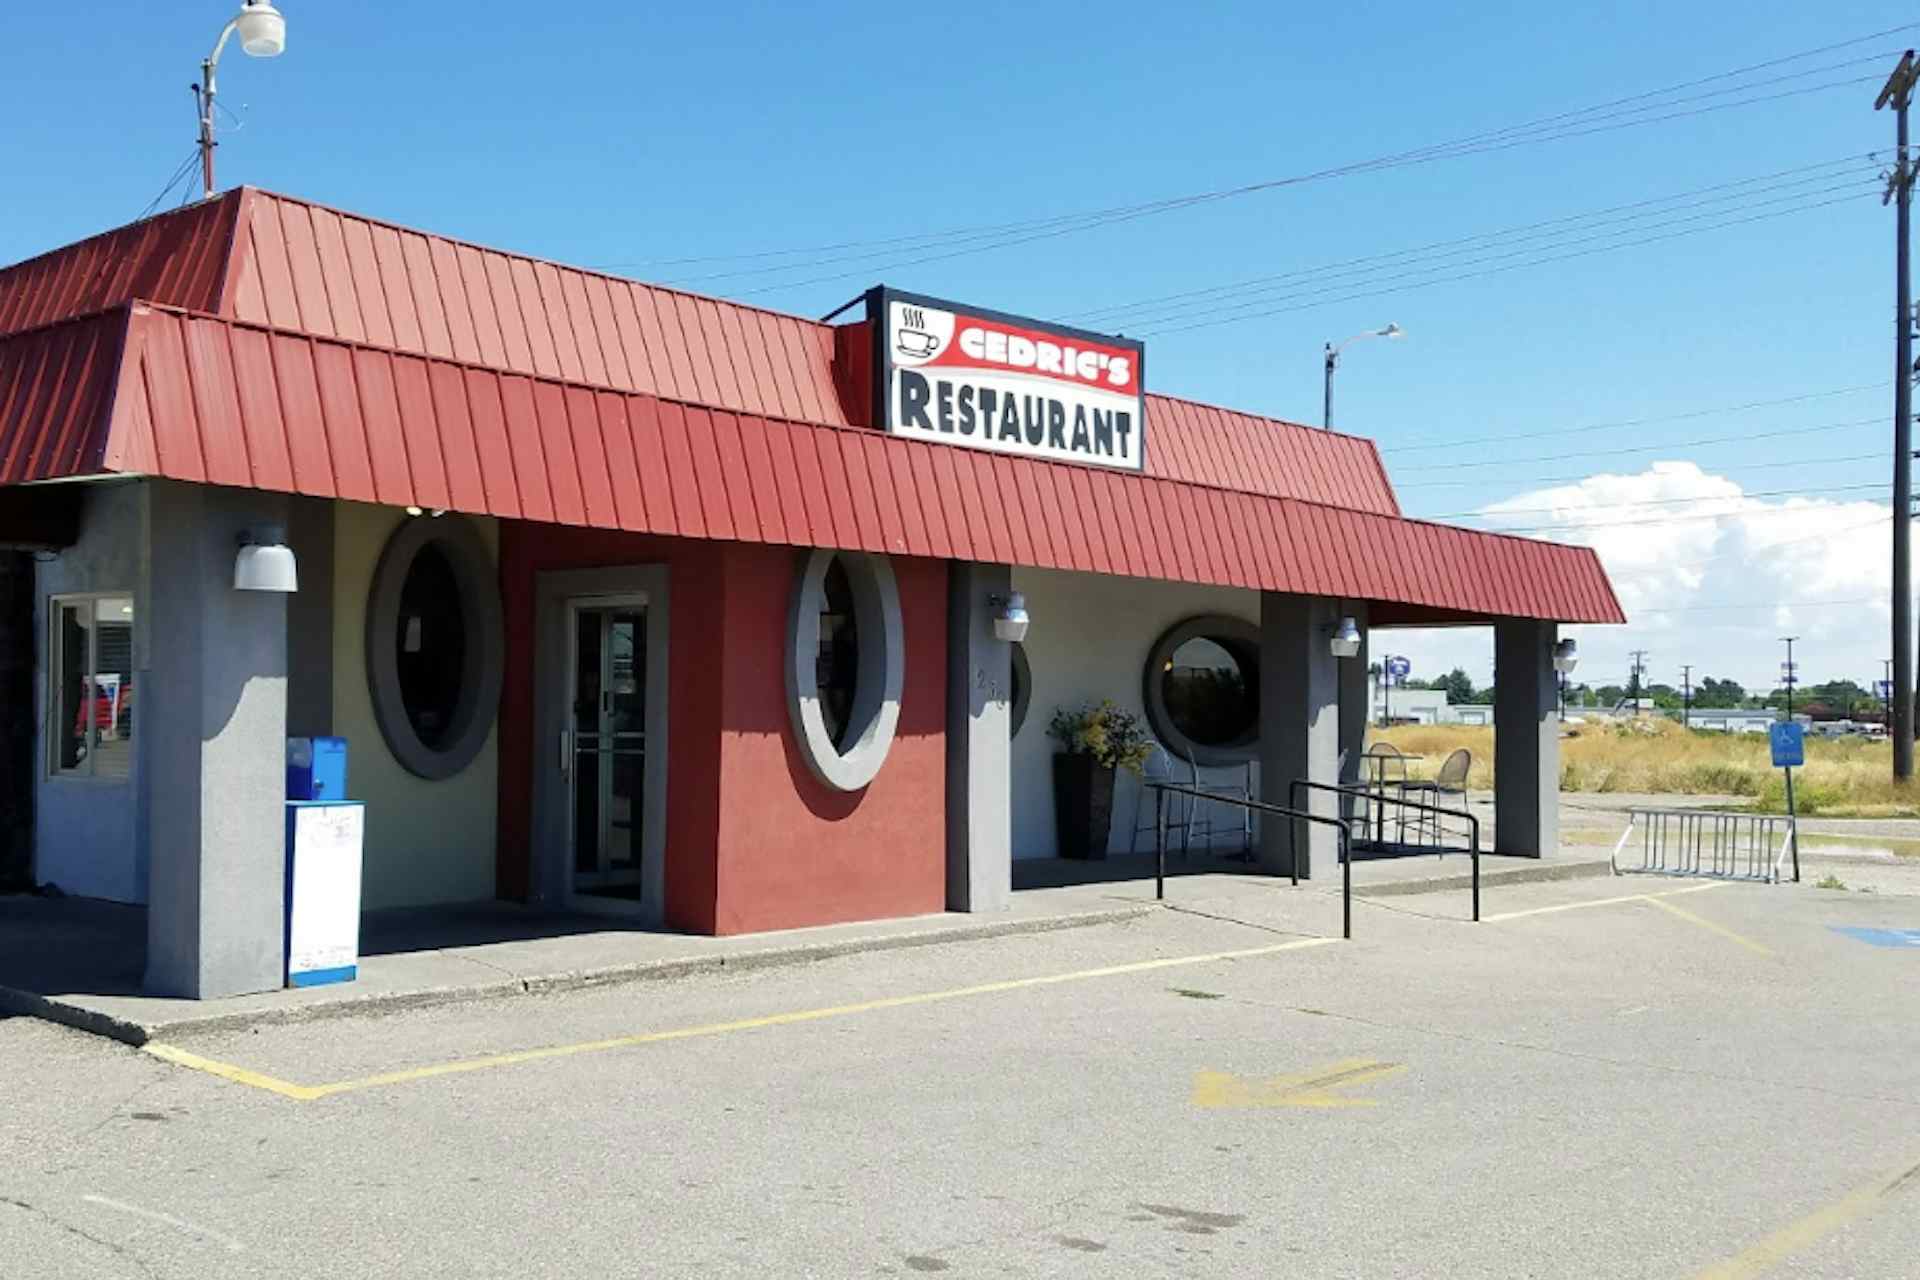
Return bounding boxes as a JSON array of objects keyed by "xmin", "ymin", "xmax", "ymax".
[{"xmin": 287, "ymin": 736, "xmax": 348, "ymax": 801}]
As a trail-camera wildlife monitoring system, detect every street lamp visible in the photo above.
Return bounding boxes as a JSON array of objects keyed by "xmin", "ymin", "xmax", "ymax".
[
  {"xmin": 196, "ymin": 2, "xmax": 288, "ymax": 201},
  {"xmin": 1322, "ymin": 322, "xmax": 1403, "ymax": 429}
]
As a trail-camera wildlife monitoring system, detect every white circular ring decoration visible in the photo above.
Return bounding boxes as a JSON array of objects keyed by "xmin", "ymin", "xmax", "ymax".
[{"xmin": 786, "ymin": 548, "xmax": 905, "ymax": 792}]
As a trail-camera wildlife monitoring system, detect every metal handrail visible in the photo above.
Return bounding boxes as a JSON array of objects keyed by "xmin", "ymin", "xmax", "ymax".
[
  {"xmin": 1145, "ymin": 782, "xmax": 1357, "ymax": 939},
  {"xmin": 1289, "ymin": 780, "xmax": 1482, "ymax": 923}
]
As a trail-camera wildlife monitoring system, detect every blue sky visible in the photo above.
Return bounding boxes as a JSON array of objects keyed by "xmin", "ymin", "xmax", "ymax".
[{"xmin": 5, "ymin": 2, "xmax": 1915, "ymax": 698}]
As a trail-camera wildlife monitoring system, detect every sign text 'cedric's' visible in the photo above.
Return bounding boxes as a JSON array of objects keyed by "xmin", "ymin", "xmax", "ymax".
[{"xmin": 872, "ymin": 289, "xmax": 1147, "ymax": 471}]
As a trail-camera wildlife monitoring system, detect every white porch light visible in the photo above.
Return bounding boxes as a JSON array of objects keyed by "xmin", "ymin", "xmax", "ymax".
[
  {"xmin": 1553, "ymin": 637, "xmax": 1579, "ymax": 673},
  {"xmin": 992, "ymin": 591, "xmax": 1030, "ymax": 643},
  {"xmin": 234, "ymin": 526, "xmax": 298, "ymax": 592},
  {"xmin": 196, "ymin": 2, "xmax": 289, "ymax": 200},
  {"xmin": 1328, "ymin": 615, "xmax": 1363, "ymax": 659},
  {"xmin": 232, "ymin": 1, "xmax": 287, "ymax": 56}
]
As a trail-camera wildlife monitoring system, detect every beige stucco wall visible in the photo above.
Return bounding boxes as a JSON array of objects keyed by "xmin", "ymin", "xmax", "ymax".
[
  {"xmin": 332, "ymin": 502, "xmax": 500, "ymax": 910},
  {"xmin": 1009, "ymin": 567, "xmax": 1260, "ymax": 858}
]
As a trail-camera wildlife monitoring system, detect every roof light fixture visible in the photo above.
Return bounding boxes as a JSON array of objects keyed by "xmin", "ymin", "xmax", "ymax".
[
  {"xmin": 991, "ymin": 592, "xmax": 1030, "ymax": 643},
  {"xmin": 234, "ymin": 525, "xmax": 298, "ymax": 592},
  {"xmin": 1553, "ymin": 638, "xmax": 1579, "ymax": 674},
  {"xmin": 1329, "ymin": 616, "xmax": 1363, "ymax": 659},
  {"xmin": 196, "ymin": 2, "xmax": 288, "ymax": 201}
]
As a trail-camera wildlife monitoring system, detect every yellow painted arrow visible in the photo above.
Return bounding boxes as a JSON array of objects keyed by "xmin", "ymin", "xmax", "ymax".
[{"xmin": 1192, "ymin": 1058, "xmax": 1406, "ymax": 1109}]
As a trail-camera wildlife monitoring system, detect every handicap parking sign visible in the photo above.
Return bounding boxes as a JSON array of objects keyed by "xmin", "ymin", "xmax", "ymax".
[
  {"xmin": 1769, "ymin": 721, "xmax": 1804, "ymax": 768},
  {"xmin": 1831, "ymin": 926, "xmax": 1920, "ymax": 949}
]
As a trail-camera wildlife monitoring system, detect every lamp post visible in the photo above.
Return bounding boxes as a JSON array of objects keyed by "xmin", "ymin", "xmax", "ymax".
[
  {"xmin": 1322, "ymin": 323, "xmax": 1403, "ymax": 429},
  {"xmin": 196, "ymin": 2, "xmax": 288, "ymax": 201}
]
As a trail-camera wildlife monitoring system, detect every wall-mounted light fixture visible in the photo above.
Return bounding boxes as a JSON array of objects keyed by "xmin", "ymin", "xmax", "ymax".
[
  {"xmin": 1553, "ymin": 637, "xmax": 1579, "ymax": 674},
  {"xmin": 234, "ymin": 525, "xmax": 298, "ymax": 592},
  {"xmin": 991, "ymin": 591, "xmax": 1030, "ymax": 643},
  {"xmin": 1328, "ymin": 615, "xmax": 1363, "ymax": 659}
]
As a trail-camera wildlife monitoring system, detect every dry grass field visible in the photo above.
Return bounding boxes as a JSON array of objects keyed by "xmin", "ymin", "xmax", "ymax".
[{"xmin": 1374, "ymin": 718, "xmax": 1917, "ymax": 817}]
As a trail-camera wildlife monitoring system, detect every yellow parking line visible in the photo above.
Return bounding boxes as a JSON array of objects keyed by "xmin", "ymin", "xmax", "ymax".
[
  {"xmin": 1642, "ymin": 895, "xmax": 1774, "ymax": 956},
  {"xmin": 144, "ymin": 935, "xmax": 1340, "ymax": 1101},
  {"xmin": 1693, "ymin": 1158, "xmax": 1920, "ymax": 1278},
  {"xmin": 1482, "ymin": 880, "xmax": 1727, "ymax": 923},
  {"xmin": 142, "ymin": 1043, "xmax": 324, "ymax": 1101}
]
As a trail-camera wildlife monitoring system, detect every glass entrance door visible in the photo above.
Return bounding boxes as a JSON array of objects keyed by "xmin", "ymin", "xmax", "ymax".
[{"xmin": 569, "ymin": 603, "xmax": 647, "ymax": 900}]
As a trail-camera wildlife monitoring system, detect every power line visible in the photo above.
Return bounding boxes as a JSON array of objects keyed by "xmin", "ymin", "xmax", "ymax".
[
  {"xmin": 1420, "ymin": 482, "xmax": 1887, "ymax": 521},
  {"xmin": 1394, "ymin": 450, "xmax": 1885, "ymax": 490},
  {"xmin": 1076, "ymin": 156, "xmax": 1878, "ymax": 327},
  {"xmin": 599, "ymin": 23, "xmax": 1920, "ymax": 275},
  {"xmin": 1473, "ymin": 493, "xmax": 1887, "ymax": 536},
  {"xmin": 1139, "ymin": 187, "xmax": 1877, "ymax": 336},
  {"xmin": 689, "ymin": 68, "xmax": 1900, "ymax": 298},
  {"xmin": 1383, "ymin": 382, "xmax": 1883, "ymax": 454},
  {"xmin": 1411, "ymin": 415, "xmax": 1882, "ymax": 472}
]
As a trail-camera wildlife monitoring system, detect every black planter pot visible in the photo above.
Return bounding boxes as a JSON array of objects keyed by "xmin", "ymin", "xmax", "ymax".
[{"xmin": 1053, "ymin": 754, "xmax": 1117, "ymax": 860}]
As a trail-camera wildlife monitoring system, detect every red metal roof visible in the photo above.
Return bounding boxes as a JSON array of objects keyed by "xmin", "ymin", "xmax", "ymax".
[
  {"xmin": 1, "ymin": 302, "xmax": 1619, "ymax": 622},
  {"xmin": 0, "ymin": 190, "xmax": 1621, "ymax": 622},
  {"xmin": 0, "ymin": 199, "xmax": 238, "ymax": 341},
  {"xmin": 215, "ymin": 190, "xmax": 1400, "ymax": 515}
]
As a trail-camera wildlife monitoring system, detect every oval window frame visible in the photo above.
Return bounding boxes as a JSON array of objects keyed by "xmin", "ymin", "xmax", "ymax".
[
  {"xmin": 785, "ymin": 549, "xmax": 904, "ymax": 792},
  {"xmin": 365, "ymin": 514, "xmax": 504, "ymax": 781},
  {"xmin": 1142, "ymin": 613, "xmax": 1261, "ymax": 767}
]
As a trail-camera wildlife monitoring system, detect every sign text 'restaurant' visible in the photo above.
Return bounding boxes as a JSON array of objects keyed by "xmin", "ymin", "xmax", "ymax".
[{"xmin": 875, "ymin": 291, "xmax": 1146, "ymax": 471}]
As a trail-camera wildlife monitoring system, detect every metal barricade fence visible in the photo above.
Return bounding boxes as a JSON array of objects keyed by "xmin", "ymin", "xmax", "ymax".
[{"xmin": 1609, "ymin": 807, "xmax": 1799, "ymax": 883}]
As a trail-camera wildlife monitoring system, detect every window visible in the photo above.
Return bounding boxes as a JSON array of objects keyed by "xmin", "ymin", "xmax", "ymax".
[
  {"xmin": 1142, "ymin": 615, "xmax": 1261, "ymax": 766},
  {"xmin": 816, "ymin": 557, "xmax": 859, "ymax": 750},
  {"xmin": 366, "ymin": 515, "xmax": 504, "ymax": 781},
  {"xmin": 396, "ymin": 544, "xmax": 468, "ymax": 750},
  {"xmin": 1009, "ymin": 641, "xmax": 1032, "ymax": 737},
  {"xmin": 786, "ymin": 549, "xmax": 904, "ymax": 792},
  {"xmin": 49, "ymin": 595, "xmax": 135, "ymax": 779}
]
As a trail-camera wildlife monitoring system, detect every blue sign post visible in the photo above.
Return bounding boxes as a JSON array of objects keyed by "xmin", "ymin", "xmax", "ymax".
[{"xmin": 1770, "ymin": 722, "xmax": 1804, "ymax": 883}]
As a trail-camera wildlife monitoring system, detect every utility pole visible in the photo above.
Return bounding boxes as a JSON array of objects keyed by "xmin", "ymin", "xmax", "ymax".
[
  {"xmin": 1628, "ymin": 650, "xmax": 1648, "ymax": 713},
  {"xmin": 1878, "ymin": 50, "xmax": 1917, "ymax": 777},
  {"xmin": 1781, "ymin": 636, "xmax": 1800, "ymax": 719},
  {"xmin": 1680, "ymin": 664, "xmax": 1693, "ymax": 729}
]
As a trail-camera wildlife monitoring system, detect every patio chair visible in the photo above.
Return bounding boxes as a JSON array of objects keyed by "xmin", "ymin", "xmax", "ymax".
[
  {"xmin": 1128, "ymin": 745, "xmax": 1192, "ymax": 857},
  {"xmin": 1181, "ymin": 750, "xmax": 1254, "ymax": 857},
  {"xmin": 1401, "ymin": 748, "xmax": 1471, "ymax": 847},
  {"xmin": 1361, "ymin": 741, "xmax": 1411, "ymax": 845}
]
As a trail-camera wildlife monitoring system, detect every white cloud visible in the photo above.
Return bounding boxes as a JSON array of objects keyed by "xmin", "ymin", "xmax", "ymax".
[{"xmin": 1385, "ymin": 462, "xmax": 1896, "ymax": 700}]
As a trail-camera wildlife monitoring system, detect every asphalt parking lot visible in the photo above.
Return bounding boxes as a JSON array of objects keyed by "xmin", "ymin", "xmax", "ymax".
[{"xmin": 2, "ymin": 870, "xmax": 1917, "ymax": 1278}]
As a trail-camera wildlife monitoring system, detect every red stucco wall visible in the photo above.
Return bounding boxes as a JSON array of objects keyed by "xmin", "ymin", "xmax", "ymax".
[
  {"xmin": 496, "ymin": 526, "xmax": 949, "ymax": 936},
  {"xmin": 709, "ymin": 544, "xmax": 948, "ymax": 934}
]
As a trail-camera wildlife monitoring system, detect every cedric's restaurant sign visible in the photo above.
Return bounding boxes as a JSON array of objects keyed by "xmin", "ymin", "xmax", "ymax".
[{"xmin": 870, "ymin": 287, "xmax": 1147, "ymax": 472}]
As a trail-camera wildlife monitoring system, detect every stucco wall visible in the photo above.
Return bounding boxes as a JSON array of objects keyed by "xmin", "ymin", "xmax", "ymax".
[
  {"xmin": 1009, "ymin": 567, "xmax": 1260, "ymax": 858},
  {"xmin": 712, "ymin": 544, "xmax": 947, "ymax": 935},
  {"xmin": 332, "ymin": 502, "xmax": 500, "ymax": 910},
  {"xmin": 32, "ymin": 480, "xmax": 146, "ymax": 902}
]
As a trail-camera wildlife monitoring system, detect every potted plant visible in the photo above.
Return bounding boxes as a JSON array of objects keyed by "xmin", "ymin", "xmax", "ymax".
[{"xmin": 1048, "ymin": 700, "xmax": 1152, "ymax": 860}]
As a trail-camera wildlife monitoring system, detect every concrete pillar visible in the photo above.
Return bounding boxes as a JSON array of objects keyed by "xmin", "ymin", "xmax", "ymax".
[
  {"xmin": 1337, "ymin": 604, "xmax": 1370, "ymax": 826},
  {"xmin": 284, "ymin": 497, "xmax": 335, "ymax": 738},
  {"xmin": 946, "ymin": 562, "xmax": 1012, "ymax": 912},
  {"xmin": 1259, "ymin": 593, "xmax": 1340, "ymax": 879},
  {"xmin": 1494, "ymin": 618, "xmax": 1560, "ymax": 859},
  {"xmin": 142, "ymin": 482, "xmax": 291, "ymax": 999}
]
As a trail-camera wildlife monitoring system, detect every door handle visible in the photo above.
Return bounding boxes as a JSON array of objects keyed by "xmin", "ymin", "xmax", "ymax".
[{"xmin": 558, "ymin": 730, "xmax": 571, "ymax": 775}]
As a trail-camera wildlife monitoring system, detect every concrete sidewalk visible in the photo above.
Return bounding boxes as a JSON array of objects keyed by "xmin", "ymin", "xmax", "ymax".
[{"xmin": 0, "ymin": 849, "xmax": 1609, "ymax": 1045}]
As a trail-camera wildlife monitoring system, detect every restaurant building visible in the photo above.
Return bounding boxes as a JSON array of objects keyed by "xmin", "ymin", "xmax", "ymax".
[{"xmin": 0, "ymin": 190, "xmax": 1623, "ymax": 998}]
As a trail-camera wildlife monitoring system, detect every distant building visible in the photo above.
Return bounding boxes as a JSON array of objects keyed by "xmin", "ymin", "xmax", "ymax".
[{"xmin": 1684, "ymin": 708, "xmax": 1780, "ymax": 734}]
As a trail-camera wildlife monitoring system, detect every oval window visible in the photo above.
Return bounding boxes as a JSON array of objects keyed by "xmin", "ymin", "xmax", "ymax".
[
  {"xmin": 786, "ymin": 549, "xmax": 904, "ymax": 792},
  {"xmin": 1143, "ymin": 615, "xmax": 1261, "ymax": 766},
  {"xmin": 816, "ymin": 556, "xmax": 860, "ymax": 750},
  {"xmin": 396, "ymin": 544, "xmax": 468, "ymax": 749},
  {"xmin": 366, "ymin": 515, "xmax": 504, "ymax": 780}
]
